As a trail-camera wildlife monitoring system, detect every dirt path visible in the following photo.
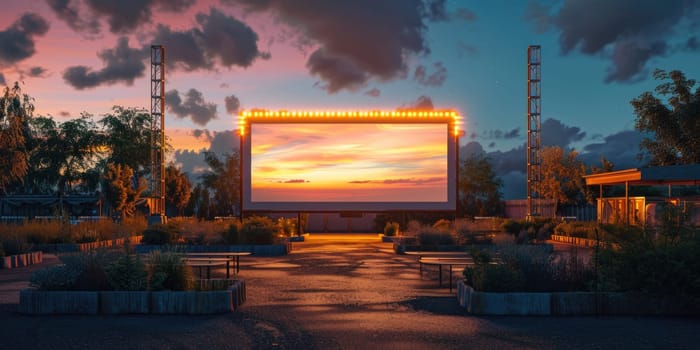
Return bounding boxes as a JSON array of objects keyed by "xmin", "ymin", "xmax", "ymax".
[{"xmin": 0, "ymin": 234, "xmax": 698, "ymax": 349}]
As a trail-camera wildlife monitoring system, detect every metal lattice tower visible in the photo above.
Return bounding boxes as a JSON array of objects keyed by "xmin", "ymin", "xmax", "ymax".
[
  {"xmin": 527, "ymin": 45, "xmax": 542, "ymax": 219},
  {"xmin": 150, "ymin": 45, "xmax": 166, "ymax": 217}
]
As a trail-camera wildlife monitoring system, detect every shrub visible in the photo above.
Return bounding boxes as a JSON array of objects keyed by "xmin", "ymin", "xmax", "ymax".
[
  {"xmin": 30, "ymin": 250, "xmax": 117, "ymax": 291},
  {"xmin": 417, "ymin": 226, "xmax": 455, "ymax": 245},
  {"xmin": 0, "ymin": 236, "xmax": 32, "ymax": 256},
  {"xmin": 29, "ymin": 265, "xmax": 82, "ymax": 291},
  {"xmin": 383, "ymin": 221, "xmax": 400, "ymax": 236},
  {"xmin": 277, "ymin": 217, "xmax": 296, "ymax": 237},
  {"xmin": 432, "ymin": 219, "xmax": 452, "ymax": 231},
  {"xmin": 501, "ymin": 218, "xmax": 556, "ymax": 243},
  {"xmin": 240, "ymin": 216, "xmax": 276, "ymax": 245},
  {"xmin": 141, "ymin": 224, "xmax": 178, "ymax": 245},
  {"xmin": 595, "ymin": 233, "xmax": 700, "ymax": 298},
  {"xmin": 147, "ymin": 251, "xmax": 193, "ymax": 291},
  {"xmin": 222, "ymin": 222, "xmax": 241, "ymax": 244},
  {"xmin": 61, "ymin": 250, "xmax": 116, "ymax": 291},
  {"xmin": 464, "ymin": 244, "xmax": 594, "ymax": 292},
  {"xmin": 464, "ymin": 263, "xmax": 526, "ymax": 292},
  {"xmin": 554, "ymin": 221, "xmax": 600, "ymax": 239},
  {"xmin": 105, "ymin": 253, "xmax": 148, "ymax": 291}
]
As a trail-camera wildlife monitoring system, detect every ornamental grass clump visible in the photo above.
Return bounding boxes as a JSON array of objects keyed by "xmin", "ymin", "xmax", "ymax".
[
  {"xmin": 383, "ymin": 221, "xmax": 400, "ymax": 236},
  {"xmin": 147, "ymin": 250, "xmax": 193, "ymax": 291},
  {"xmin": 463, "ymin": 244, "xmax": 594, "ymax": 292},
  {"xmin": 105, "ymin": 252, "xmax": 148, "ymax": 291},
  {"xmin": 240, "ymin": 216, "xmax": 276, "ymax": 245},
  {"xmin": 30, "ymin": 249, "xmax": 118, "ymax": 291}
]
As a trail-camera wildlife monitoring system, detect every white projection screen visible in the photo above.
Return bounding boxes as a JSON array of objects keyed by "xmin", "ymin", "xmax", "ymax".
[{"xmin": 240, "ymin": 111, "xmax": 458, "ymax": 212}]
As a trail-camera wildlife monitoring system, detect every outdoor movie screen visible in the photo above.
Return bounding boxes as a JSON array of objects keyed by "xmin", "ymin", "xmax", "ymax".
[{"xmin": 242, "ymin": 116, "xmax": 457, "ymax": 212}]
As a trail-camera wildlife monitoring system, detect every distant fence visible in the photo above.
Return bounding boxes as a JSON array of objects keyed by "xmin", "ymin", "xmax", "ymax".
[{"xmin": 504, "ymin": 200, "xmax": 596, "ymax": 221}]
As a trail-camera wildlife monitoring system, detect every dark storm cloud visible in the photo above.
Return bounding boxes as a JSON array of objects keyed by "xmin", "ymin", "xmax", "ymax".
[
  {"xmin": 0, "ymin": 13, "xmax": 49, "ymax": 65},
  {"xmin": 150, "ymin": 8, "xmax": 265, "ymax": 72},
  {"xmin": 401, "ymin": 95, "xmax": 435, "ymax": 110},
  {"xmin": 414, "ymin": 62, "xmax": 447, "ymax": 87},
  {"xmin": 541, "ymin": 118, "xmax": 585, "ymax": 148},
  {"xmin": 307, "ymin": 48, "xmax": 367, "ymax": 92},
  {"xmin": 479, "ymin": 128, "xmax": 521, "ymax": 140},
  {"xmin": 683, "ymin": 36, "xmax": 699, "ymax": 51},
  {"xmin": 225, "ymin": 0, "xmax": 446, "ymax": 92},
  {"xmin": 208, "ymin": 130, "xmax": 239, "ymax": 157},
  {"xmin": 165, "ymin": 88, "xmax": 218, "ymax": 127},
  {"xmin": 63, "ymin": 37, "xmax": 145, "ymax": 89},
  {"xmin": 45, "ymin": 0, "xmax": 99, "ymax": 35},
  {"xmin": 27, "ymin": 66, "xmax": 47, "ymax": 77},
  {"xmin": 605, "ymin": 40, "xmax": 668, "ymax": 83},
  {"xmin": 173, "ymin": 149, "xmax": 206, "ymax": 178},
  {"xmin": 364, "ymin": 88, "xmax": 381, "ymax": 97},
  {"xmin": 47, "ymin": 0, "xmax": 195, "ymax": 34},
  {"xmin": 579, "ymin": 130, "xmax": 644, "ymax": 169},
  {"xmin": 487, "ymin": 144, "xmax": 526, "ymax": 175},
  {"xmin": 224, "ymin": 95, "xmax": 241, "ymax": 115},
  {"xmin": 459, "ymin": 141, "xmax": 486, "ymax": 159},
  {"xmin": 173, "ymin": 130, "xmax": 240, "ymax": 178},
  {"xmin": 526, "ymin": 0, "xmax": 700, "ymax": 83}
]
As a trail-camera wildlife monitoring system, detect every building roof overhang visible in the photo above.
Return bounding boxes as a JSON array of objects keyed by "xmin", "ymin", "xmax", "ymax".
[{"xmin": 583, "ymin": 164, "xmax": 700, "ymax": 186}]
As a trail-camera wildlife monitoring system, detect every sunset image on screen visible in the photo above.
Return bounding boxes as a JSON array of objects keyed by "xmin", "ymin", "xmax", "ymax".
[{"xmin": 250, "ymin": 123, "xmax": 448, "ymax": 202}]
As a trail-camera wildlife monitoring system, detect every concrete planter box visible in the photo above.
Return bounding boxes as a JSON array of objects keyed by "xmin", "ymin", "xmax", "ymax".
[
  {"xmin": 100, "ymin": 291, "xmax": 149, "ymax": 314},
  {"xmin": 19, "ymin": 280, "xmax": 247, "ymax": 315},
  {"xmin": 456, "ymin": 281, "xmax": 700, "ymax": 316},
  {"xmin": 380, "ymin": 235, "xmax": 397, "ymax": 243},
  {"xmin": 150, "ymin": 290, "xmax": 232, "ymax": 314},
  {"xmin": 288, "ymin": 235, "xmax": 306, "ymax": 242},
  {"xmin": 19, "ymin": 290, "xmax": 98, "ymax": 314},
  {"xmin": 1, "ymin": 251, "xmax": 42, "ymax": 269},
  {"xmin": 136, "ymin": 244, "xmax": 288, "ymax": 256},
  {"xmin": 34, "ymin": 237, "xmax": 136, "ymax": 253}
]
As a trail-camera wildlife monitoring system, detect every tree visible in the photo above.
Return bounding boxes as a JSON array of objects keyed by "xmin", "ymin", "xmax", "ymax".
[
  {"xmin": 458, "ymin": 155, "xmax": 503, "ymax": 217},
  {"xmin": 200, "ymin": 151, "xmax": 240, "ymax": 217},
  {"xmin": 632, "ymin": 69, "xmax": 700, "ymax": 166},
  {"xmin": 165, "ymin": 164, "xmax": 191, "ymax": 216},
  {"xmin": 104, "ymin": 163, "xmax": 147, "ymax": 219},
  {"xmin": 539, "ymin": 146, "xmax": 591, "ymax": 206},
  {"xmin": 0, "ymin": 83, "xmax": 34, "ymax": 193},
  {"xmin": 26, "ymin": 114, "xmax": 102, "ymax": 193},
  {"xmin": 99, "ymin": 106, "xmax": 152, "ymax": 174}
]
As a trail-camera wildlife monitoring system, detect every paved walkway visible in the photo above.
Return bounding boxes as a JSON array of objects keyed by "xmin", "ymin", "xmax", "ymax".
[{"xmin": 0, "ymin": 234, "xmax": 698, "ymax": 349}]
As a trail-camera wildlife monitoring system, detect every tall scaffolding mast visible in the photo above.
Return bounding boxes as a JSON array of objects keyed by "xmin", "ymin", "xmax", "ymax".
[
  {"xmin": 150, "ymin": 45, "xmax": 166, "ymax": 221},
  {"xmin": 527, "ymin": 45, "xmax": 542, "ymax": 219}
]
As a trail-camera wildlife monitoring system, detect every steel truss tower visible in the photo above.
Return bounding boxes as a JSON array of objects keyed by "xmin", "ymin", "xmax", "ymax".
[
  {"xmin": 150, "ymin": 45, "xmax": 166, "ymax": 219},
  {"xmin": 527, "ymin": 45, "xmax": 542, "ymax": 219}
]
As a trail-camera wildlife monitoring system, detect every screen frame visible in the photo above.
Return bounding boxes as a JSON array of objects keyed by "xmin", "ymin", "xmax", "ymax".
[{"xmin": 240, "ymin": 112, "xmax": 459, "ymax": 212}]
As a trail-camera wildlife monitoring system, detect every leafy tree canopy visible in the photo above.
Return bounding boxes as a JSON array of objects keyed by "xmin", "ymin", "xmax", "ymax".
[
  {"xmin": 0, "ymin": 83, "xmax": 34, "ymax": 193},
  {"xmin": 632, "ymin": 69, "xmax": 700, "ymax": 166},
  {"xmin": 459, "ymin": 155, "xmax": 503, "ymax": 217}
]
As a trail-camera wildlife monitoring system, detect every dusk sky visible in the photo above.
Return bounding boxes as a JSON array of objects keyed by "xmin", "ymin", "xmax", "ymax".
[{"xmin": 1, "ymin": 0, "xmax": 699, "ymax": 199}]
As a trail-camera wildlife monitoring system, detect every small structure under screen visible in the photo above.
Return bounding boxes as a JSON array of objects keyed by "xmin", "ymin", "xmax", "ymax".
[{"xmin": 239, "ymin": 110, "xmax": 461, "ymax": 212}]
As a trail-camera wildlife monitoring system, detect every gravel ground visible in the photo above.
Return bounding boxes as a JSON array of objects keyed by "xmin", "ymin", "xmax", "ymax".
[{"xmin": 0, "ymin": 234, "xmax": 698, "ymax": 350}]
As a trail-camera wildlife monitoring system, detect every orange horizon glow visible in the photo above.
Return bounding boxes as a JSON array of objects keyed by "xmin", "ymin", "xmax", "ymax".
[{"xmin": 250, "ymin": 123, "xmax": 448, "ymax": 202}]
